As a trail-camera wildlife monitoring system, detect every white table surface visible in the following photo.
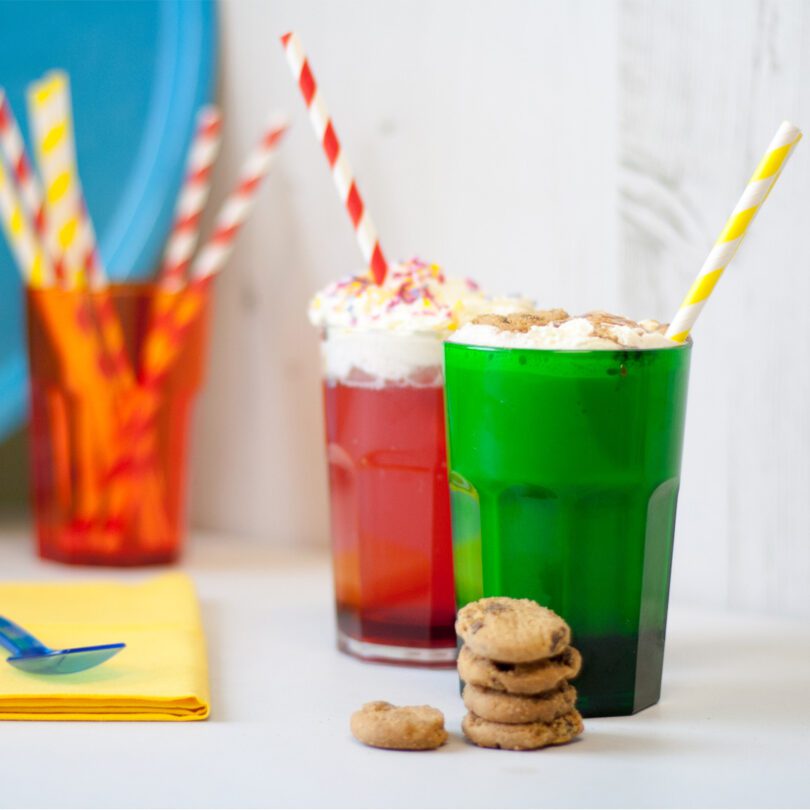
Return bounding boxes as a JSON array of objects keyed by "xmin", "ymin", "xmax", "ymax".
[{"xmin": 0, "ymin": 526, "xmax": 808, "ymax": 809}]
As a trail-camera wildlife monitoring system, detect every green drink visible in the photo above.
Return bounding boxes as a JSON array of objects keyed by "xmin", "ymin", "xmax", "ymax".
[{"xmin": 444, "ymin": 327, "xmax": 691, "ymax": 717}]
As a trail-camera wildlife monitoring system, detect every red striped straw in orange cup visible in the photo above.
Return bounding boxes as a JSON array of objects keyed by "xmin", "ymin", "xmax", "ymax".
[
  {"xmin": 140, "ymin": 115, "xmax": 289, "ymax": 389},
  {"xmin": 140, "ymin": 111, "xmax": 280, "ymax": 375},
  {"xmin": 110, "ymin": 115, "xmax": 289, "ymax": 545},
  {"xmin": 123, "ymin": 105, "xmax": 224, "ymax": 498},
  {"xmin": 157, "ymin": 106, "xmax": 223, "ymax": 291},
  {"xmin": 112, "ymin": 115, "xmax": 289, "ymax": 520},
  {"xmin": 0, "ymin": 88, "xmax": 54, "ymax": 286},
  {"xmin": 188, "ymin": 116, "xmax": 288, "ymax": 284},
  {"xmin": 0, "ymin": 88, "xmax": 69, "ymax": 511},
  {"xmin": 111, "ymin": 105, "xmax": 223, "ymax": 480},
  {"xmin": 280, "ymin": 31, "xmax": 388, "ymax": 285}
]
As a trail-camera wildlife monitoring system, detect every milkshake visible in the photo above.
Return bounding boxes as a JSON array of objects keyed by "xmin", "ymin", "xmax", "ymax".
[
  {"xmin": 444, "ymin": 309, "xmax": 690, "ymax": 713},
  {"xmin": 311, "ymin": 259, "xmax": 529, "ymax": 665}
]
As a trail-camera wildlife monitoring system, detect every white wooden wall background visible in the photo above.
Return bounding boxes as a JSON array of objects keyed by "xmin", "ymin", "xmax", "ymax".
[{"xmin": 189, "ymin": 0, "xmax": 810, "ymax": 618}]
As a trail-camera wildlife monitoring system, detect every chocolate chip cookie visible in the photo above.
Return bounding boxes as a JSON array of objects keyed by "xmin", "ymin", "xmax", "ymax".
[
  {"xmin": 462, "ymin": 681, "xmax": 577, "ymax": 724},
  {"xmin": 350, "ymin": 701, "xmax": 448, "ymax": 750},
  {"xmin": 457, "ymin": 644, "xmax": 581, "ymax": 694},
  {"xmin": 462, "ymin": 709, "xmax": 584, "ymax": 751},
  {"xmin": 456, "ymin": 597, "xmax": 571, "ymax": 662}
]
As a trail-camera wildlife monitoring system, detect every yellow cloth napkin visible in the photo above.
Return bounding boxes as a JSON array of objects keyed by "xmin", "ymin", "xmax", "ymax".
[{"xmin": 0, "ymin": 573, "xmax": 209, "ymax": 721}]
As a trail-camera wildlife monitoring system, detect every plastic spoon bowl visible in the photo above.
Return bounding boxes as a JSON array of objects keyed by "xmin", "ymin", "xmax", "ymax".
[{"xmin": 0, "ymin": 616, "xmax": 125, "ymax": 674}]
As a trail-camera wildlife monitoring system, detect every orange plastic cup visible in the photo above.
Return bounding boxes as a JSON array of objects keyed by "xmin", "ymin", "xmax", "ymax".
[{"xmin": 25, "ymin": 283, "xmax": 211, "ymax": 566}]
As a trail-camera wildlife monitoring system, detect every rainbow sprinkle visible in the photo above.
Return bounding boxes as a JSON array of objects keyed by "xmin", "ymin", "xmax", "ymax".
[{"xmin": 308, "ymin": 257, "xmax": 531, "ymax": 334}]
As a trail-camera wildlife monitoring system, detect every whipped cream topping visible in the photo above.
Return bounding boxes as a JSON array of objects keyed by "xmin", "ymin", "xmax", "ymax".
[
  {"xmin": 309, "ymin": 258, "xmax": 531, "ymax": 336},
  {"xmin": 451, "ymin": 310, "xmax": 679, "ymax": 351},
  {"xmin": 321, "ymin": 331, "xmax": 445, "ymax": 387}
]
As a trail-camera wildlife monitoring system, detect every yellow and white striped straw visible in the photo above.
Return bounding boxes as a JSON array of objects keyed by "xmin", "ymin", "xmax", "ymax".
[
  {"xmin": 666, "ymin": 121, "xmax": 802, "ymax": 342},
  {"xmin": 49, "ymin": 72, "xmax": 107, "ymax": 289},
  {"xmin": 0, "ymin": 158, "xmax": 51, "ymax": 287},
  {"xmin": 27, "ymin": 71, "xmax": 86, "ymax": 288}
]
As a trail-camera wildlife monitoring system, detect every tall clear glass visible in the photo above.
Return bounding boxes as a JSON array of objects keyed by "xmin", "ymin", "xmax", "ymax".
[
  {"xmin": 444, "ymin": 341, "xmax": 691, "ymax": 715},
  {"xmin": 320, "ymin": 328, "xmax": 456, "ymax": 665}
]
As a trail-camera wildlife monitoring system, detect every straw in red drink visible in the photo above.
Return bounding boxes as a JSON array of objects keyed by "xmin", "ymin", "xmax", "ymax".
[{"xmin": 280, "ymin": 31, "xmax": 388, "ymax": 285}]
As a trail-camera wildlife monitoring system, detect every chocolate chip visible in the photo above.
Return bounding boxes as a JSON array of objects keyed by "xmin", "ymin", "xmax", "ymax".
[{"xmin": 550, "ymin": 629, "xmax": 565, "ymax": 650}]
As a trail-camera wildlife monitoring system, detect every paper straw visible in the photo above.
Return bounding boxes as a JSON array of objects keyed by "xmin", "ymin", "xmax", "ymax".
[
  {"xmin": 27, "ymin": 72, "xmax": 85, "ymax": 287},
  {"xmin": 189, "ymin": 117, "xmax": 288, "ymax": 281},
  {"xmin": 19, "ymin": 76, "xmax": 160, "ymax": 537},
  {"xmin": 102, "ymin": 106, "xmax": 221, "ymax": 528},
  {"xmin": 27, "ymin": 75, "xmax": 142, "ymax": 530},
  {"xmin": 131, "ymin": 117, "xmax": 289, "ymax": 477},
  {"xmin": 128, "ymin": 116, "xmax": 287, "ymax": 492},
  {"xmin": 666, "ymin": 121, "xmax": 802, "ymax": 342},
  {"xmin": 0, "ymin": 122, "xmax": 127, "ymax": 475},
  {"xmin": 122, "ymin": 107, "xmax": 224, "ymax": 507},
  {"xmin": 280, "ymin": 32, "xmax": 388, "ymax": 284},
  {"xmin": 0, "ymin": 89, "xmax": 51, "ymax": 272},
  {"xmin": 49, "ymin": 71, "xmax": 107, "ymax": 289},
  {"xmin": 0, "ymin": 158, "xmax": 51, "ymax": 286},
  {"xmin": 29, "ymin": 73, "xmax": 135, "ymax": 388},
  {"xmin": 141, "ymin": 281, "xmax": 211, "ymax": 388},
  {"xmin": 158, "ymin": 106, "xmax": 223, "ymax": 290},
  {"xmin": 108, "ymin": 283, "xmax": 212, "ymax": 545},
  {"xmin": 120, "ymin": 110, "xmax": 279, "ymax": 527},
  {"xmin": 77, "ymin": 197, "xmax": 105, "ymax": 289},
  {"xmin": 129, "ymin": 116, "xmax": 287, "ymax": 437}
]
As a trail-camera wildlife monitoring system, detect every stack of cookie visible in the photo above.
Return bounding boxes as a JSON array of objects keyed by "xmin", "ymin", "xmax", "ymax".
[{"xmin": 456, "ymin": 597, "xmax": 584, "ymax": 751}]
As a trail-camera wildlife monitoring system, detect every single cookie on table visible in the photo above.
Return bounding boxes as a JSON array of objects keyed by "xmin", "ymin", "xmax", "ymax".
[
  {"xmin": 462, "ymin": 709, "xmax": 584, "ymax": 751},
  {"xmin": 456, "ymin": 597, "xmax": 571, "ymax": 663},
  {"xmin": 462, "ymin": 681, "xmax": 577, "ymax": 725},
  {"xmin": 457, "ymin": 644, "xmax": 582, "ymax": 695},
  {"xmin": 350, "ymin": 701, "xmax": 448, "ymax": 751}
]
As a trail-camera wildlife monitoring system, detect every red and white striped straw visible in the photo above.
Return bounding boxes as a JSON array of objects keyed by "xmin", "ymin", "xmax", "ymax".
[
  {"xmin": 78, "ymin": 197, "xmax": 105, "ymax": 289},
  {"xmin": 280, "ymin": 31, "xmax": 388, "ymax": 285},
  {"xmin": 190, "ymin": 117, "xmax": 288, "ymax": 281},
  {"xmin": 0, "ymin": 88, "xmax": 53, "ymax": 281},
  {"xmin": 158, "ymin": 105, "xmax": 222, "ymax": 290}
]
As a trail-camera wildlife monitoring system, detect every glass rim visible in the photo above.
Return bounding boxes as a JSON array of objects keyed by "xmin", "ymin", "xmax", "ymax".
[
  {"xmin": 321, "ymin": 325, "xmax": 447, "ymax": 341},
  {"xmin": 444, "ymin": 337, "xmax": 693, "ymax": 355},
  {"xmin": 25, "ymin": 278, "xmax": 214, "ymax": 300}
]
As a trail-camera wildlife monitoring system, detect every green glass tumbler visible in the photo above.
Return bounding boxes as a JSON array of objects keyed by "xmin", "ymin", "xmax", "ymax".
[{"xmin": 444, "ymin": 341, "xmax": 691, "ymax": 717}]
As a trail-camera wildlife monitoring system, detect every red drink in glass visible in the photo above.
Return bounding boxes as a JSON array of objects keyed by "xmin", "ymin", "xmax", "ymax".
[{"xmin": 321, "ymin": 329, "xmax": 456, "ymax": 665}]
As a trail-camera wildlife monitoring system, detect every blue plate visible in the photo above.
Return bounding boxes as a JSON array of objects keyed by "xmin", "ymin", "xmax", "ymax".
[{"xmin": 0, "ymin": 0, "xmax": 217, "ymax": 438}]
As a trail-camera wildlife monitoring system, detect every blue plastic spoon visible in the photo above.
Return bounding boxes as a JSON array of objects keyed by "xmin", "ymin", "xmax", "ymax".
[{"xmin": 0, "ymin": 616, "xmax": 125, "ymax": 674}]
